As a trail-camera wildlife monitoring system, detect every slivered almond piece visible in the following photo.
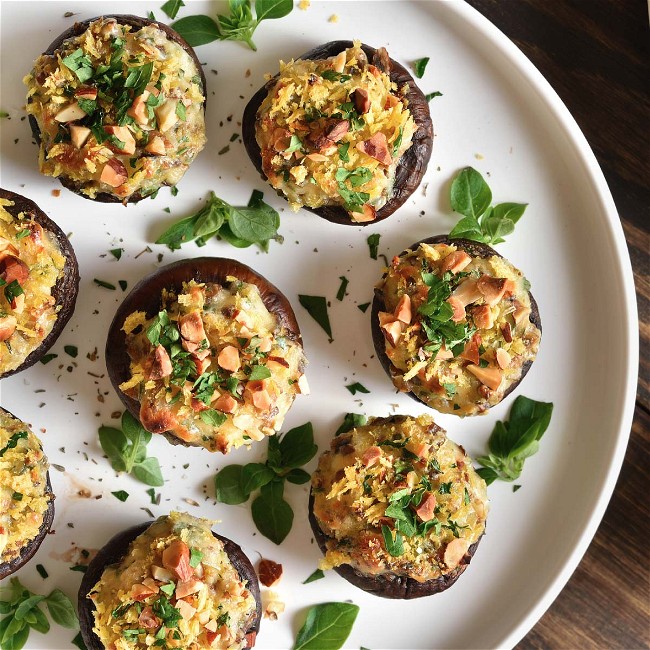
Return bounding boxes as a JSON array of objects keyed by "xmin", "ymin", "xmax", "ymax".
[
  {"xmin": 435, "ymin": 346, "xmax": 453, "ymax": 361},
  {"xmin": 151, "ymin": 565, "xmax": 173, "ymax": 582},
  {"xmin": 0, "ymin": 316, "xmax": 17, "ymax": 342},
  {"xmin": 477, "ymin": 275, "xmax": 507, "ymax": 307},
  {"xmin": 131, "ymin": 583, "xmax": 157, "ymax": 602},
  {"xmin": 513, "ymin": 299, "xmax": 531, "ymax": 325},
  {"xmin": 162, "ymin": 539, "xmax": 193, "ymax": 581},
  {"xmin": 105, "ymin": 125, "xmax": 136, "ymax": 155},
  {"xmin": 176, "ymin": 599, "xmax": 197, "ymax": 621},
  {"xmin": 234, "ymin": 309, "xmax": 253, "ymax": 329},
  {"xmin": 179, "ymin": 311, "xmax": 206, "ymax": 343},
  {"xmin": 361, "ymin": 445, "xmax": 382, "ymax": 468},
  {"xmin": 460, "ymin": 337, "xmax": 480, "ymax": 365},
  {"xmin": 496, "ymin": 348, "xmax": 511, "ymax": 369},
  {"xmin": 447, "ymin": 296, "xmax": 466, "ymax": 323},
  {"xmin": 356, "ymin": 132, "xmax": 392, "ymax": 165},
  {"xmin": 155, "ymin": 99, "xmax": 179, "ymax": 133},
  {"xmin": 394, "ymin": 294, "xmax": 412, "ymax": 324},
  {"xmin": 444, "ymin": 538, "xmax": 469, "ymax": 569},
  {"xmin": 471, "ymin": 304, "xmax": 494, "ymax": 330},
  {"xmin": 305, "ymin": 153, "xmax": 328, "ymax": 162},
  {"xmin": 217, "ymin": 345, "xmax": 240, "ymax": 372},
  {"xmin": 0, "ymin": 239, "xmax": 18, "ymax": 256},
  {"xmin": 350, "ymin": 204, "xmax": 376, "ymax": 222},
  {"xmin": 440, "ymin": 251, "xmax": 471, "ymax": 275},
  {"xmin": 415, "ymin": 492, "xmax": 437, "ymax": 522},
  {"xmin": 378, "ymin": 311, "xmax": 396, "ymax": 326},
  {"xmin": 381, "ymin": 319, "xmax": 403, "ymax": 347},
  {"xmin": 70, "ymin": 125, "xmax": 91, "ymax": 149},
  {"xmin": 452, "ymin": 278, "xmax": 482, "ymax": 306},
  {"xmin": 74, "ymin": 86, "xmax": 97, "ymax": 101},
  {"xmin": 175, "ymin": 579, "xmax": 204, "ymax": 599},
  {"xmin": 99, "ymin": 158, "xmax": 128, "ymax": 187},
  {"xmin": 146, "ymin": 344, "xmax": 172, "ymax": 380},
  {"xmin": 145, "ymin": 136, "xmax": 166, "ymax": 156},
  {"xmin": 127, "ymin": 90, "xmax": 150, "ymax": 125},
  {"xmin": 214, "ymin": 393, "xmax": 238, "ymax": 414},
  {"xmin": 54, "ymin": 102, "xmax": 87, "ymax": 122},
  {"xmin": 467, "ymin": 364, "xmax": 502, "ymax": 390}
]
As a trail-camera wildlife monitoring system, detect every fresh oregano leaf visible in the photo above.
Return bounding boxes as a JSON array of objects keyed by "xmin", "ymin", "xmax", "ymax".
[
  {"xmin": 44, "ymin": 590, "xmax": 78, "ymax": 629},
  {"xmin": 161, "ymin": 0, "xmax": 185, "ymax": 20},
  {"xmin": 171, "ymin": 15, "xmax": 221, "ymax": 46},
  {"xmin": 285, "ymin": 468, "xmax": 311, "ymax": 484},
  {"xmin": 302, "ymin": 568, "xmax": 325, "ymax": 584},
  {"xmin": 215, "ymin": 465, "xmax": 249, "ymax": 504},
  {"xmin": 242, "ymin": 462, "xmax": 275, "ymax": 494},
  {"xmin": 412, "ymin": 57, "xmax": 430, "ymax": 78},
  {"xmin": 131, "ymin": 457, "xmax": 164, "ymax": 487},
  {"xmin": 335, "ymin": 413, "xmax": 367, "ymax": 436},
  {"xmin": 251, "ymin": 479, "xmax": 293, "ymax": 545},
  {"xmin": 345, "ymin": 382, "xmax": 370, "ymax": 395},
  {"xmin": 450, "ymin": 167, "xmax": 492, "ymax": 220},
  {"xmin": 293, "ymin": 602, "xmax": 360, "ymax": 650},
  {"xmin": 367, "ymin": 233, "xmax": 380, "ymax": 260},
  {"xmin": 278, "ymin": 422, "xmax": 317, "ymax": 469}
]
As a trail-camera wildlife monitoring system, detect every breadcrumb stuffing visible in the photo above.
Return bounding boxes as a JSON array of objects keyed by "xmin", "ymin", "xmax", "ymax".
[
  {"xmin": 328, "ymin": 14, "xmax": 339, "ymax": 23},
  {"xmin": 298, "ymin": 0, "xmax": 310, "ymax": 9}
]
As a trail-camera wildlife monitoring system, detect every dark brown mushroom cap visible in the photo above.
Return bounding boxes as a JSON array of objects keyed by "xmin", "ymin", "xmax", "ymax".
[
  {"xmin": 0, "ymin": 407, "xmax": 55, "ymax": 580},
  {"xmin": 0, "ymin": 189, "xmax": 79, "ymax": 379},
  {"xmin": 105, "ymin": 257, "xmax": 303, "ymax": 446},
  {"xmin": 78, "ymin": 521, "xmax": 261, "ymax": 650},
  {"xmin": 242, "ymin": 40, "xmax": 434, "ymax": 226},
  {"xmin": 28, "ymin": 15, "xmax": 207, "ymax": 205},
  {"xmin": 371, "ymin": 235, "xmax": 542, "ymax": 412},
  {"xmin": 307, "ymin": 413, "xmax": 483, "ymax": 599}
]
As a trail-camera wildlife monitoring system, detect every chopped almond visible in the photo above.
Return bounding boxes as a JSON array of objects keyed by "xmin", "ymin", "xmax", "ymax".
[
  {"xmin": 54, "ymin": 102, "xmax": 87, "ymax": 122},
  {"xmin": 0, "ymin": 315, "xmax": 17, "ymax": 341},
  {"xmin": 0, "ymin": 255, "xmax": 29, "ymax": 285},
  {"xmin": 296, "ymin": 374, "xmax": 310, "ymax": 395},
  {"xmin": 161, "ymin": 539, "xmax": 193, "ymax": 582},
  {"xmin": 151, "ymin": 565, "xmax": 173, "ymax": 582},
  {"xmin": 146, "ymin": 344, "xmax": 172, "ymax": 380},
  {"xmin": 99, "ymin": 158, "xmax": 128, "ymax": 187},
  {"xmin": 74, "ymin": 86, "xmax": 97, "ymax": 101},
  {"xmin": 217, "ymin": 345, "xmax": 240, "ymax": 372},
  {"xmin": 503, "ymin": 279, "xmax": 517, "ymax": 296},
  {"xmin": 155, "ymin": 99, "xmax": 179, "ymax": 133},
  {"xmin": 415, "ymin": 492, "xmax": 437, "ymax": 521},
  {"xmin": 460, "ymin": 336, "xmax": 480, "ymax": 365},
  {"xmin": 353, "ymin": 87, "xmax": 370, "ymax": 114},
  {"xmin": 356, "ymin": 132, "xmax": 392, "ymax": 165},
  {"xmin": 467, "ymin": 364, "xmax": 502, "ymax": 390},
  {"xmin": 131, "ymin": 583, "xmax": 157, "ymax": 602},
  {"xmin": 105, "ymin": 125, "xmax": 136, "ymax": 155},
  {"xmin": 325, "ymin": 119, "xmax": 350, "ymax": 142},
  {"xmin": 246, "ymin": 381, "xmax": 273, "ymax": 411},
  {"xmin": 175, "ymin": 579, "xmax": 204, "ymax": 599},
  {"xmin": 234, "ymin": 309, "xmax": 253, "ymax": 329},
  {"xmin": 394, "ymin": 294, "xmax": 412, "ymax": 324},
  {"xmin": 361, "ymin": 445, "xmax": 382, "ymax": 468},
  {"xmin": 513, "ymin": 299, "xmax": 531, "ymax": 325},
  {"xmin": 501, "ymin": 322, "xmax": 513, "ymax": 342},
  {"xmin": 0, "ymin": 239, "xmax": 18, "ymax": 256},
  {"xmin": 266, "ymin": 355, "xmax": 289, "ymax": 369},
  {"xmin": 138, "ymin": 606, "xmax": 159, "ymax": 629},
  {"xmin": 378, "ymin": 311, "xmax": 396, "ymax": 327},
  {"xmin": 444, "ymin": 537, "xmax": 469, "ymax": 569},
  {"xmin": 496, "ymin": 348, "xmax": 511, "ymax": 369},
  {"xmin": 435, "ymin": 346, "xmax": 453, "ymax": 360},
  {"xmin": 471, "ymin": 304, "xmax": 495, "ymax": 330},
  {"xmin": 258, "ymin": 336, "xmax": 273, "ymax": 353},
  {"xmin": 70, "ymin": 125, "xmax": 91, "ymax": 149},
  {"xmin": 350, "ymin": 204, "xmax": 376, "ymax": 222},
  {"xmin": 440, "ymin": 251, "xmax": 471, "ymax": 275},
  {"xmin": 452, "ymin": 278, "xmax": 482, "ymax": 306},
  {"xmin": 411, "ymin": 442, "xmax": 430, "ymax": 461},
  {"xmin": 384, "ymin": 94, "xmax": 399, "ymax": 109},
  {"xmin": 381, "ymin": 320, "xmax": 403, "ymax": 347},
  {"xmin": 145, "ymin": 136, "xmax": 166, "ymax": 156},
  {"xmin": 193, "ymin": 355, "xmax": 211, "ymax": 375},
  {"xmin": 127, "ymin": 90, "xmax": 151, "ymax": 125},
  {"xmin": 332, "ymin": 50, "xmax": 346, "ymax": 73},
  {"xmin": 477, "ymin": 275, "xmax": 507, "ymax": 307},
  {"xmin": 447, "ymin": 296, "xmax": 466, "ymax": 323},
  {"xmin": 214, "ymin": 393, "xmax": 238, "ymax": 414},
  {"xmin": 179, "ymin": 311, "xmax": 206, "ymax": 343},
  {"xmin": 305, "ymin": 152, "xmax": 329, "ymax": 162},
  {"xmin": 258, "ymin": 559, "xmax": 283, "ymax": 587},
  {"xmin": 10, "ymin": 293, "xmax": 25, "ymax": 314},
  {"xmin": 176, "ymin": 599, "xmax": 197, "ymax": 621}
]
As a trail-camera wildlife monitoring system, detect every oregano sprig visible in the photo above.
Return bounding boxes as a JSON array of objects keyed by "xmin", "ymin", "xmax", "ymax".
[
  {"xmin": 449, "ymin": 167, "xmax": 527, "ymax": 244},
  {"xmin": 214, "ymin": 422, "xmax": 317, "ymax": 544},
  {"xmin": 0, "ymin": 578, "xmax": 78, "ymax": 650},
  {"xmin": 98, "ymin": 411, "xmax": 164, "ymax": 486}
]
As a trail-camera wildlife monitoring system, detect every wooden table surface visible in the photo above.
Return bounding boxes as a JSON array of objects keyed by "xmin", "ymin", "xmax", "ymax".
[{"xmin": 464, "ymin": 1, "xmax": 649, "ymax": 648}]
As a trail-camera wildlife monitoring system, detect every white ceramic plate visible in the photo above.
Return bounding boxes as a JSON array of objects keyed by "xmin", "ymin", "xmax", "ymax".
[{"xmin": 0, "ymin": 1, "xmax": 638, "ymax": 648}]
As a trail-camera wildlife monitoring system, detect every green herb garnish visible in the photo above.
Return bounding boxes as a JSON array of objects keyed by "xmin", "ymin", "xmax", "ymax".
[
  {"xmin": 111, "ymin": 490, "xmax": 129, "ymax": 502},
  {"xmin": 413, "ymin": 57, "xmax": 430, "ymax": 78},
  {"xmin": 345, "ymin": 382, "xmax": 370, "ymax": 395},
  {"xmin": 294, "ymin": 602, "xmax": 359, "ymax": 650},
  {"xmin": 161, "ymin": 0, "xmax": 185, "ymax": 20},
  {"xmin": 98, "ymin": 411, "xmax": 164, "ymax": 486},
  {"xmin": 298, "ymin": 295, "xmax": 332, "ymax": 339},
  {"xmin": 336, "ymin": 276, "xmax": 348, "ymax": 301},
  {"xmin": 425, "ymin": 91, "xmax": 443, "ymax": 101},
  {"xmin": 449, "ymin": 167, "xmax": 527, "ymax": 244},
  {"xmin": 476, "ymin": 396, "xmax": 554, "ymax": 485},
  {"xmin": 303, "ymin": 569, "xmax": 325, "ymax": 584},
  {"xmin": 93, "ymin": 278, "xmax": 116, "ymax": 290},
  {"xmin": 335, "ymin": 413, "xmax": 367, "ymax": 436},
  {"xmin": 367, "ymin": 233, "xmax": 380, "ymax": 260}
]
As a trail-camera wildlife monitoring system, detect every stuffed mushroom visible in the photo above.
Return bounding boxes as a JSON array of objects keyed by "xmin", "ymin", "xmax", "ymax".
[
  {"xmin": 372, "ymin": 236, "xmax": 542, "ymax": 416},
  {"xmin": 0, "ymin": 189, "xmax": 79, "ymax": 378},
  {"xmin": 0, "ymin": 408, "xmax": 54, "ymax": 579},
  {"xmin": 309, "ymin": 414, "xmax": 488, "ymax": 599},
  {"xmin": 243, "ymin": 40, "xmax": 433, "ymax": 225},
  {"xmin": 106, "ymin": 258, "xmax": 308, "ymax": 453},
  {"xmin": 24, "ymin": 15, "xmax": 207, "ymax": 203},
  {"xmin": 78, "ymin": 512, "xmax": 261, "ymax": 650}
]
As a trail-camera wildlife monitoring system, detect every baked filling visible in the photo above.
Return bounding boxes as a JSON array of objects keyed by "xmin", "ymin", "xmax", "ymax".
[
  {"xmin": 255, "ymin": 41, "xmax": 417, "ymax": 222},
  {"xmin": 25, "ymin": 17, "xmax": 206, "ymax": 201},
  {"xmin": 376, "ymin": 242, "xmax": 541, "ymax": 415},
  {"xmin": 120, "ymin": 278, "xmax": 307, "ymax": 453}
]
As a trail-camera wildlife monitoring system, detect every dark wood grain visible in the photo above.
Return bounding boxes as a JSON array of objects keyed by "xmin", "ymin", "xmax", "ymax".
[{"xmin": 465, "ymin": 1, "xmax": 649, "ymax": 648}]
